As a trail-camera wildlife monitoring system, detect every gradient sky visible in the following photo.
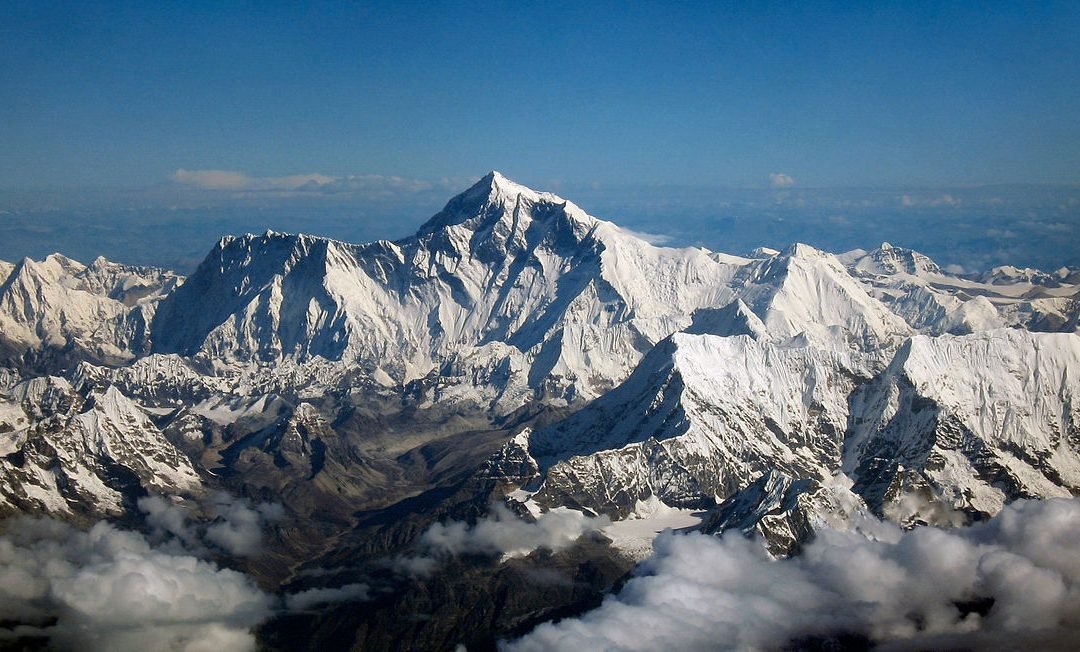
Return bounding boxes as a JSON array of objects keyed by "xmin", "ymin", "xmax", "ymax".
[{"xmin": 2, "ymin": 1, "xmax": 1079, "ymax": 191}]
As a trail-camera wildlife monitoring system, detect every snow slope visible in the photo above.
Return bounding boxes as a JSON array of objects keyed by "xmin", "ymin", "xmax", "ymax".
[{"xmin": 846, "ymin": 329, "xmax": 1080, "ymax": 520}]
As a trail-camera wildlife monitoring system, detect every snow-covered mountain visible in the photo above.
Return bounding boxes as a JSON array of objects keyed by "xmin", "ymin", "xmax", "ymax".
[
  {"xmin": 846, "ymin": 329, "xmax": 1080, "ymax": 521},
  {"xmin": 148, "ymin": 172, "xmax": 743, "ymax": 406},
  {"xmin": 506, "ymin": 325, "xmax": 1080, "ymax": 540},
  {"xmin": 2, "ymin": 171, "xmax": 1080, "ymax": 650},
  {"xmin": 516, "ymin": 332, "xmax": 865, "ymax": 518},
  {"xmin": 0, "ymin": 375, "xmax": 199, "ymax": 517},
  {"xmin": 842, "ymin": 242, "xmax": 1079, "ymax": 335},
  {"xmin": 0, "ymin": 254, "xmax": 180, "ymax": 372}
]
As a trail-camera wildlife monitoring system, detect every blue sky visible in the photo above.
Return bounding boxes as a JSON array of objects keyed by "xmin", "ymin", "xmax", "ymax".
[
  {"xmin": 3, "ymin": 1, "xmax": 1079, "ymax": 190},
  {"xmin": 1, "ymin": 2, "xmax": 1078, "ymax": 273}
]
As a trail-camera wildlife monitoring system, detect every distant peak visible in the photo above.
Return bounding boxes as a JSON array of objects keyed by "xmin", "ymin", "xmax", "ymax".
[
  {"xmin": 749, "ymin": 246, "xmax": 780, "ymax": 259},
  {"xmin": 781, "ymin": 242, "xmax": 827, "ymax": 259},
  {"xmin": 880, "ymin": 242, "xmax": 893, "ymax": 251}
]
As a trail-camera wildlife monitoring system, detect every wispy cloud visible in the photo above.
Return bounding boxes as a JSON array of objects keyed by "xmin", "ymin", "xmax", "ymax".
[
  {"xmin": 284, "ymin": 583, "xmax": 371, "ymax": 612},
  {"xmin": 901, "ymin": 192, "xmax": 961, "ymax": 207},
  {"xmin": 616, "ymin": 226, "xmax": 674, "ymax": 245},
  {"xmin": 769, "ymin": 172, "xmax": 796, "ymax": 188},
  {"xmin": 394, "ymin": 503, "xmax": 609, "ymax": 576},
  {"xmin": 139, "ymin": 492, "xmax": 283, "ymax": 557},
  {"xmin": 172, "ymin": 169, "xmax": 337, "ymax": 191},
  {"xmin": 170, "ymin": 169, "xmax": 467, "ymax": 197}
]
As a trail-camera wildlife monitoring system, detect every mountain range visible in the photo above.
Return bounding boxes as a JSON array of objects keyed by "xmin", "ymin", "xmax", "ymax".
[{"xmin": 0, "ymin": 172, "xmax": 1077, "ymax": 649}]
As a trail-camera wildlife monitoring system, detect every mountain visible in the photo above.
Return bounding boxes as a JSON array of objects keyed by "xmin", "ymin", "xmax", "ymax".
[
  {"xmin": 513, "ymin": 332, "xmax": 864, "ymax": 518},
  {"xmin": 846, "ymin": 328, "xmax": 1080, "ymax": 522},
  {"xmin": 0, "ymin": 254, "xmax": 180, "ymax": 373},
  {"xmin": 506, "ymin": 325, "xmax": 1080, "ymax": 539},
  {"xmin": 149, "ymin": 172, "xmax": 742, "ymax": 407},
  {"xmin": 699, "ymin": 469, "xmax": 872, "ymax": 556},
  {"xmin": 842, "ymin": 243, "xmax": 1080, "ymax": 335},
  {"xmin": 0, "ymin": 375, "xmax": 199, "ymax": 518},
  {"xmin": 723, "ymin": 243, "xmax": 912, "ymax": 352}
]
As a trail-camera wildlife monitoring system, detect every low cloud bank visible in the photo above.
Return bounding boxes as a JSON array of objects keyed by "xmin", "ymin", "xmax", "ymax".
[
  {"xmin": 139, "ymin": 492, "xmax": 283, "ymax": 556},
  {"xmin": 0, "ymin": 518, "xmax": 274, "ymax": 652},
  {"xmin": 506, "ymin": 497, "xmax": 1080, "ymax": 651},
  {"xmin": 396, "ymin": 504, "xmax": 609, "ymax": 576},
  {"xmin": 0, "ymin": 493, "xmax": 294, "ymax": 650}
]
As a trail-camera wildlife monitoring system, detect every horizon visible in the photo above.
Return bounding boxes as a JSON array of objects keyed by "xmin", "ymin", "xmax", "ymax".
[{"xmin": 1, "ymin": 170, "xmax": 1078, "ymax": 277}]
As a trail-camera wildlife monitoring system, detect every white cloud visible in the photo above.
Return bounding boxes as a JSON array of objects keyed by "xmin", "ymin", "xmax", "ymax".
[
  {"xmin": 900, "ymin": 193, "xmax": 961, "ymax": 208},
  {"xmin": 138, "ymin": 493, "xmax": 283, "ymax": 557},
  {"xmin": 170, "ymin": 169, "xmax": 465, "ymax": 197},
  {"xmin": 395, "ymin": 503, "xmax": 609, "ymax": 576},
  {"xmin": 284, "ymin": 583, "xmax": 371, "ymax": 612},
  {"xmin": 204, "ymin": 493, "xmax": 284, "ymax": 557},
  {"xmin": 172, "ymin": 169, "xmax": 336, "ymax": 191},
  {"xmin": 0, "ymin": 517, "xmax": 274, "ymax": 652},
  {"xmin": 506, "ymin": 498, "xmax": 1080, "ymax": 651},
  {"xmin": 769, "ymin": 172, "xmax": 796, "ymax": 188},
  {"xmin": 422, "ymin": 504, "xmax": 608, "ymax": 559},
  {"xmin": 615, "ymin": 227, "xmax": 674, "ymax": 246}
]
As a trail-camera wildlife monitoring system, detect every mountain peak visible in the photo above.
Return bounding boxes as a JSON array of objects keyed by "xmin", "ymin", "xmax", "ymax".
[
  {"xmin": 467, "ymin": 170, "xmax": 549, "ymax": 205},
  {"xmin": 780, "ymin": 243, "xmax": 828, "ymax": 259},
  {"xmin": 417, "ymin": 171, "xmax": 592, "ymax": 238}
]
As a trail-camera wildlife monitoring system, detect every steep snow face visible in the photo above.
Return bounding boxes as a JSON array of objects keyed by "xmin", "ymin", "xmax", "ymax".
[
  {"xmin": 513, "ymin": 326, "xmax": 1079, "ymax": 530},
  {"xmin": 0, "ymin": 254, "xmax": 180, "ymax": 370},
  {"xmin": 846, "ymin": 329, "xmax": 1080, "ymax": 519},
  {"xmin": 526, "ymin": 332, "xmax": 864, "ymax": 517},
  {"xmin": 150, "ymin": 172, "xmax": 745, "ymax": 401},
  {"xmin": 0, "ymin": 378, "xmax": 199, "ymax": 516},
  {"xmin": 844, "ymin": 244, "xmax": 1079, "ymax": 335}
]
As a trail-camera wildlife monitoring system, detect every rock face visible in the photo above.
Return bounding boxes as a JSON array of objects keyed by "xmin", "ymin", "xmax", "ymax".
[
  {"xmin": 525, "ymin": 332, "xmax": 863, "ymax": 518},
  {"xmin": 0, "ymin": 376, "xmax": 199, "ymax": 517},
  {"xmin": 700, "ymin": 470, "xmax": 872, "ymax": 556},
  {"xmin": 842, "ymin": 242, "xmax": 1080, "ymax": 335},
  {"xmin": 512, "ymin": 326, "xmax": 1080, "ymax": 542}
]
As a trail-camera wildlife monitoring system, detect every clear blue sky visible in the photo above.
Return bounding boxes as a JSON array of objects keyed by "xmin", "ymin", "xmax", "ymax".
[{"xmin": 2, "ymin": 1, "xmax": 1078, "ymax": 190}]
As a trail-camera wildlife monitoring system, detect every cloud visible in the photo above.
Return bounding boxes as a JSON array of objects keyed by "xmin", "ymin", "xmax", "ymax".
[
  {"xmin": 138, "ymin": 493, "xmax": 283, "ymax": 557},
  {"xmin": 506, "ymin": 497, "xmax": 1080, "ymax": 651},
  {"xmin": 0, "ymin": 517, "xmax": 274, "ymax": 652},
  {"xmin": 395, "ymin": 503, "xmax": 609, "ymax": 576},
  {"xmin": 170, "ymin": 169, "xmax": 465, "ymax": 197},
  {"xmin": 284, "ymin": 583, "xmax": 371, "ymax": 612},
  {"xmin": 769, "ymin": 172, "xmax": 796, "ymax": 188},
  {"xmin": 172, "ymin": 169, "xmax": 336, "ymax": 191},
  {"xmin": 615, "ymin": 227, "xmax": 674, "ymax": 246},
  {"xmin": 204, "ymin": 494, "xmax": 284, "ymax": 557},
  {"xmin": 172, "ymin": 169, "xmax": 252, "ymax": 190},
  {"xmin": 422, "ymin": 504, "xmax": 608, "ymax": 559},
  {"xmin": 900, "ymin": 193, "xmax": 961, "ymax": 208}
]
